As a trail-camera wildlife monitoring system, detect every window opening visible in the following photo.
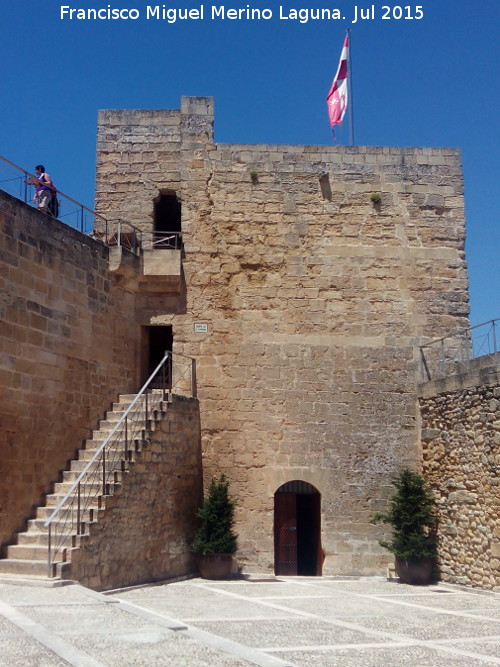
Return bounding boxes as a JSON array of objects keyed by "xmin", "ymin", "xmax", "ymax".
[{"xmin": 153, "ymin": 193, "xmax": 182, "ymax": 249}]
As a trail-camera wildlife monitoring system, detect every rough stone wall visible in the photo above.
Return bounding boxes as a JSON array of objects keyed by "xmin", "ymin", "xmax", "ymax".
[
  {"xmin": 95, "ymin": 97, "xmax": 469, "ymax": 575},
  {"xmin": 0, "ymin": 192, "xmax": 140, "ymax": 548},
  {"xmin": 71, "ymin": 396, "xmax": 202, "ymax": 591},
  {"xmin": 420, "ymin": 366, "xmax": 500, "ymax": 590},
  {"xmin": 95, "ymin": 106, "xmax": 183, "ymax": 227}
]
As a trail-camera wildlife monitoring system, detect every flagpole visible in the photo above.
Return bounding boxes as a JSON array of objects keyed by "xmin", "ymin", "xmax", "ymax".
[{"xmin": 347, "ymin": 28, "xmax": 355, "ymax": 145}]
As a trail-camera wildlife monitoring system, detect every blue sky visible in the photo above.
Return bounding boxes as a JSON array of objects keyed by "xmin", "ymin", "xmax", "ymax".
[{"xmin": 1, "ymin": 0, "xmax": 499, "ymax": 326}]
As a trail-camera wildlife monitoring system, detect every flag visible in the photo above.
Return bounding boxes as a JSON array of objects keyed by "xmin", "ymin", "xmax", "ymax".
[{"xmin": 326, "ymin": 35, "xmax": 349, "ymax": 129}]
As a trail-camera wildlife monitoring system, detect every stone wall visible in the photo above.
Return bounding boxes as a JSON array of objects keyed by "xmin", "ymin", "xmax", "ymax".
[
  {"xmin": 0, "ymin": 191, "xmax": 140, "ymax": 548},
  {"xmin": 94, "ymin": 97, "xmax": 470, "ymax": 575},
  {"xmin": 420, "ymin": 364, "xmax": 500, "ymax": 590},
  {"xmin": 71, "ymin": 396, "xmax": 202, "ymax": 591}
]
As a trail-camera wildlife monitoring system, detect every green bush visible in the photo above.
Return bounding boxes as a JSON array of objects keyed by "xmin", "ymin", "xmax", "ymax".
[
  {"xmin": 192, "ymin": 474, "xmax": 237, "ymax": 555},
  {"xmin": 372, "ymin": 469, "xmax": 437, "ymax": 560}
]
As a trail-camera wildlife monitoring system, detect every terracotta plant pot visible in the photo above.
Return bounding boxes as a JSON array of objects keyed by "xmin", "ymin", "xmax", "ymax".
[
  {"xmin": 197, "ymin": 553, "xmax": 233, "ymax": 580},
  {"xmin": 395, "ymin": 557, "xmax": 434, "ymax": 585}
]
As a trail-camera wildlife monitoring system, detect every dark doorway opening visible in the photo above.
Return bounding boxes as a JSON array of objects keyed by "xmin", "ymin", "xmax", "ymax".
[
  {"xmin": 154, "ymin": 193, "xmax": 181, "ymax": 233},
  {"xmin": 153, "ymin": 193, "xmax": 182, "ymax": 249},
  {"xmin": 143, "ymin": 325, "xmax": 173, "ymax": 383},
  {"xmin": 274, "ymin": 481, "xmax": 322, "ymax": 576}
]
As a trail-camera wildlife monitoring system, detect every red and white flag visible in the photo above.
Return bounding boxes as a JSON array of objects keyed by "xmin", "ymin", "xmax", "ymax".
[{"xmin": 326, "ymin": 35, "xmax": 349, "ymax": 129}]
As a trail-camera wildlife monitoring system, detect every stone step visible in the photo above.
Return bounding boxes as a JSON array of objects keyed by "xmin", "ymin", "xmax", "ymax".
[
  {"xmin": 27, "ymin": 513, "xmax": 99, "ymax": 532},
  {"xmin": 117, "ymin": 390, "xmax": 166, "ymax": 404},
  {"xmin": 35, "ymin": 504, "xmax": 99, "ymax": 521},
  {"xmin": 0, "ymin": 559, "xmax": 71, "ymax": 578},
  {"xmin": 104, "ymin": 407, "xmax": 152, "ymax": 422},
  {"xmin": 87, "ymin": 419, "xmax": 149, "ymax": 435},
  {"xmin": 26, "ymin": 518, "xmax": 49, "ymax": 532},
  {"xmin": 0, "ymin": 389, "xmax": 169, "ymax": 580},
  {"xmin": 118, "ymin": 394, "xmax": 138, "ymax": 403},
  {"xmin": 92, "ymin": 423, "xmax": 160, "ymax": 441},
  {"xmin": 76, "ymin": 440, "xmax": 142, "ymax": 458},
  {"xmin": 76, "ymin": 446, "xmax": 128, "ymax": 461},
  {"xmin": 17, "ymin": 531, "xmax": 73, "ymax": 547},
  {"xmin": 48, "ymin": 482, "xmax": 122, "ymax": 503},
  {"xmin": 81, "ymin": 433, "xmax": 149, "ymax": 452},
  {"xmin": 75, "ymin": 438, "xmax": 147, "ymax": 470},
  {"xmin": 114, "ymin": 397, "xmax": 168, "ymax": 414},
  {"xmin": 0, "ymin": 558, "xmax": 51, "ymax": 577},
  {"xmin": 101, "ymin": 412, "xmax": 162, "ymax": 428},
  {"xmin": 6, "ymin": 544, "xmax": 51, "ymax": 561},
  {"xmin": 61, "ymin": 467, "xmax": 129, "ymax": 483},
  {"xmin": 69, "ymin": 458, "xmax": 133, "ymax": 474},
  {"xmin": 44, "ymin": 488, "xmax": 123, "ymax": 507}
]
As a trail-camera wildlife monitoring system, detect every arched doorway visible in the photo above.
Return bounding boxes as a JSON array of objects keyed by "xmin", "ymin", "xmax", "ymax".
[{"xmin": 274, "ymin": 481, "xmax": 322, "ymax": 576}]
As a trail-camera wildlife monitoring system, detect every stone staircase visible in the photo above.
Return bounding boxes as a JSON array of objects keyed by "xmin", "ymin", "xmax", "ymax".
[{"xmin": 0, "ymin": 392, "xmax": 168, "ymax": 580}]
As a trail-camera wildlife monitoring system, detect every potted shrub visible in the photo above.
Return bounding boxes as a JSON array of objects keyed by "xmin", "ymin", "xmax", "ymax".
[
  {"xmin": 192, "ymin": 474, "xmax": 237, "ymax": 579},
  {"xmin": 372, "ymin": 468, "xmax": 437, "ymax": 585}
]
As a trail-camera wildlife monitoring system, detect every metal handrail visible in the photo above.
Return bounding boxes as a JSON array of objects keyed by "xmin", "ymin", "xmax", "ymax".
[
  {"xmin": 150, "ymin": 230, "xmax": 183, "ymax": 249},
  {"xmin": 1, "ymin": 155, "xmax": 184, "ymax": 255},
  {"xmin": 419, "ymin": 318, "xmax": 499, "ymax": 382},
  {"xmin": 44, "ymin": 350, "xmax": 197, "ymax": 576},
  {"xmin": 0, "ymin": 155, "xmax": 143, "ymax": 250}
]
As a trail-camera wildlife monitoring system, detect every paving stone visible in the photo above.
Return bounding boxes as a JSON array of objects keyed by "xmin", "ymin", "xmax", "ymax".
[
  {"xmin": 21, "ymin": 603, "xmax": 170, "ymax": 636},
  {"xmin": 0, "ymin": 637, "xmax": 71, "ymax": 667},
  {"xmin": 382, "ymin": 592, "xmax": 500, "ymax": 612},
  {"xmin": 69, "ymin": 633, "xmax": 251, "ymax": 667},
  {"xmin": 1, "ymin": 577, "xmax": 500, "ymax": 667},
  {"xmin": 355, "ymin": 611, "xmax": 500, "ymax": 641},
  {"xmin": 195, "ymin": 580, "xmax": 324, "ymax": 598},
  {"xmin": 189, "ymin": 618, "xmax": 384, "ymax": 649},
  {"xmin": 0, "ymin": 583, "xmax": 102, "ymax": 606},
  {"xmin": 450, "ymin": 639, "xmax": 500, "ymax": 659},
  {"xmin": 128, "ymin": 597, "xmax": 291, "ymax": 621},
  {"xmin": 273, "ymin": 645, "xmax": 495, "ymax": 667}
]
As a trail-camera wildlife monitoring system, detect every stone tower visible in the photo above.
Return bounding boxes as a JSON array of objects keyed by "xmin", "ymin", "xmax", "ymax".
[{"xmin": 94, "ymin": 96, "xmax": 469, "ymax": 575}]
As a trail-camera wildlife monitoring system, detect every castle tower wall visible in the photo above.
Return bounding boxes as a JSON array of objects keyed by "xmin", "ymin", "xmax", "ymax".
[{"xmin": 95, "ymin": 97, "xmax": 469, "ymax": 574}]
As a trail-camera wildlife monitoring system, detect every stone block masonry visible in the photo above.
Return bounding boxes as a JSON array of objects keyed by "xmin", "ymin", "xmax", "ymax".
[
  {"xmin": 420, "ymin": 365, "xmax": 500, "ymax": 590},
  {"xmin": 0, "ymin": 191, "xmax": 141, "ymax": 548},
  {"xmin": 71, "ymin": 396, "xmax": 202, "ymax": 591},
  {"xmin": 94, "ymin": 97, "xmax": 470, "ymax": 576}
]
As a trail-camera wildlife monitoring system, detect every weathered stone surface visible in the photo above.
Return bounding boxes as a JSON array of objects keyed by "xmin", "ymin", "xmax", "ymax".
[
  {"xmin": 70, "ymin": 396, "xmax": 202, "ymax": 591},
  {"xmin": 0, "ymin": 96, "xmax": 471, "ymax": 580},
  {"xmin": 0, "ymin": 192, "xmax": 140, "ymax": 548},
  {"xmin": 421, "ymin": 375, "xmax": 500, "ymax": 590},
  {"xmin": 93, "ymin": 97, "xmax": 469, "ymax": 576}
]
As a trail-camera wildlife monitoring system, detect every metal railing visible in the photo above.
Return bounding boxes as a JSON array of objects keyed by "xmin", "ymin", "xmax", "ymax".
[
  {"xmin": 146, "ymin": 230, "xmax": 183, "ymax": 250},
  {"xmin": 44, "ymin": 350, "xmax": 196, "ymax": 577},
  {"xmin": 91, "ymin": 226, "xmax": 183, "ymax": 252},
  {"xmin": 0, "ymin": 155, "xmax": 101, "ymax": 235},
  {"xmin": 0, "ymin": 155, "xmax": 182, "ymax": 254},
  {"xmin": 419, "ymin": 319, "xmax": 500, "ymax": 382}
]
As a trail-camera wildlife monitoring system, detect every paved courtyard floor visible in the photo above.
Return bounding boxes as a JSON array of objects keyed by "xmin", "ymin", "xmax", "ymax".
[{"xmin": 1, "ymin": 576, "xmax": 500, "ymax": 666}]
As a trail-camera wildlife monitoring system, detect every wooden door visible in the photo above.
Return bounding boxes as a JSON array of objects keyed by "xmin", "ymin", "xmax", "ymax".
[{"xmin": 274, "ymin": 492, "xmax": 297, "ymax": 575}]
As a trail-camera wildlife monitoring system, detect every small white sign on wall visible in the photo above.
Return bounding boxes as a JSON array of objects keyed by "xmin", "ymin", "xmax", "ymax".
[{"xmin": 194, "ymin": 323, "xmax": 208, "ymax": 334}]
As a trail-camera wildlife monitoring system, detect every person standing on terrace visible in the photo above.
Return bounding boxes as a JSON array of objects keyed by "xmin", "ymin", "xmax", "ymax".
[{"xmin": 27, "ymin": 165, "xmax": 55, "ymax": 214}]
